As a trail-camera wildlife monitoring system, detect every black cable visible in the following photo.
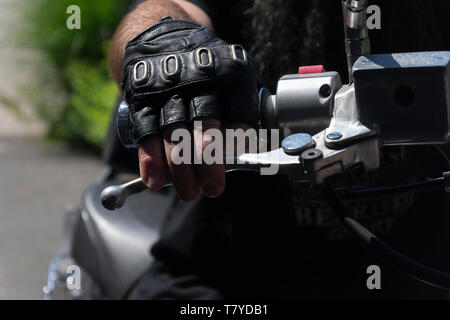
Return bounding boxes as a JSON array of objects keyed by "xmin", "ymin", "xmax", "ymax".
[
  {"xmin": 434, "ymin": 145, "xmax": 450, "ymax": 166},
  {"xmin": 336, "ymin": 145, "xmax": 449, "ymax": 199},
  {"xmin": 335, "ymin": 177, "xmax": 445, "ymax": 199},
  {"xmin": 324, "ymin": 180, "xmax": 450, "ymax": 292}
]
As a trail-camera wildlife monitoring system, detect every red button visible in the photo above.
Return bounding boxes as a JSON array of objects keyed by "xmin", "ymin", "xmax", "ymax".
[{"xmin": 298, "ymin": 65, "xmax": 325, "ymax": 74}]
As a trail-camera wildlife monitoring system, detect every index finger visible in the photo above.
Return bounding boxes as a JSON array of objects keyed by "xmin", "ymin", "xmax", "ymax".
[{"xmin": 138, "ymin": 135, "xmax": 166, "ymax": 191}]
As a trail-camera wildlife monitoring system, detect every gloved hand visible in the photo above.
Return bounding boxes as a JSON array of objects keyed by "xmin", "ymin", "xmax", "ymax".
[{"xmin": 122, "ymin": 16, "xmax": 259, "ymax": 201}]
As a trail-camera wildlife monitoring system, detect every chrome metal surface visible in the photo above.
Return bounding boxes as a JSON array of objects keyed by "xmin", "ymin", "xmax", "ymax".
[
  {"xmin": 163, "ymin": 54, "xmax": 180, "ymax": 79},
  {"xmin": 325, "ymin": 85, "xmax": 375, "ymax": 148},
  {"xmin": 132, "ymin": 60, "xmax": 149, "ymax": 85},
  {"xmin": 275, "ymin": 72, "xmax": 342, "ymax": 136},
  {"xmin": 230, "ymin": 44, "xmax": 248, "ymax": 63},
  {"xmin": 101, "ymin": 178, "xmax": 149, "ymax": 211},
  {"xmin": 195, "ymin": 47, "xmax": 214, "ymax": 69},
  {"xmin": 342, "ymin": 0, "xmax": 370, "ymax": 83},
  {"xmin": 117, "ymin": 101, "xmax": 138, "ymax": 149}
]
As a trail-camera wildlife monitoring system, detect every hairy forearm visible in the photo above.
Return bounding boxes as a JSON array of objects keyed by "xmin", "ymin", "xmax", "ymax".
[{"xmin": 108, "ymin": 0, "xmax": 212, "ymax": 85}]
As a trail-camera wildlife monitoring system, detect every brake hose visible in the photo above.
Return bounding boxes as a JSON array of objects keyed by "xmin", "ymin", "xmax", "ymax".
[
  {"xmin": 335, "ymin": 177, "xmax": 445, "ymax": 199},
  {"xmin": 324, "ymin": 179, "xmax": 450, "ymax": 292}
]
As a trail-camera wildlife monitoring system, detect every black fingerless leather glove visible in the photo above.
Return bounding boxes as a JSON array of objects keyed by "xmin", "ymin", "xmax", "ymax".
[{"xmin": 122, "ymin": 17, "xmax": 259, "ymax": 143}]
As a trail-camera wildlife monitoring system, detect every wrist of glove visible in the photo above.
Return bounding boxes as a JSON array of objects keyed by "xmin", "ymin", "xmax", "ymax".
[{"xmin": 122, "ymin": 17, "xmax": 259, "ymax": 143}]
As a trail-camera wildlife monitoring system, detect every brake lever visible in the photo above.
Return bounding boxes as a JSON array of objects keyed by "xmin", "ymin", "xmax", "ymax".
[
  {"xmin": 101, "ymin": 127, "xmax": 381, "ymax": 211},
  {"xmin": 100, "ymin": 168, "xmax": 250, "ymax": 211},
  {"xmin": 100, "ymin": 149, "xmax": 303, "ymax": 211},
  {"xmin": 101, "ymin": 178, "xmax": 150, "ymax": 211}
]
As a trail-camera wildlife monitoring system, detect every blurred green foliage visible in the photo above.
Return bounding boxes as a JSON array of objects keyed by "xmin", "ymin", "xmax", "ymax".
[{"xmin": 20, "ymin": 0, "xmax": 132, "ymax": 150}]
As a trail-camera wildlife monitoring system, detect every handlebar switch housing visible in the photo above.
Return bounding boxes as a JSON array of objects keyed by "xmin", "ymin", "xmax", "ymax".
[
  {"xmin": 353, "ymin": 51, "xmax": 450, "ymax": 145},
  {"xmin": 275, "ymin": 72, "xmax": 343, "ymax": 137}
]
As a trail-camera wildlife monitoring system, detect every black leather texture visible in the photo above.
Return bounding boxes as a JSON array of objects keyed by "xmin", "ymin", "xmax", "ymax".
[{"xmin": 122, "ymin": 17, "xmax": 259, "ymax": 143}]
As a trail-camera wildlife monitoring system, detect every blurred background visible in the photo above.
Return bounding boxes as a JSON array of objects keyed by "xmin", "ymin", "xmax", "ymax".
[{"xmin": 0, "ymin": 0, "xmax": 133, "ymax": 298}]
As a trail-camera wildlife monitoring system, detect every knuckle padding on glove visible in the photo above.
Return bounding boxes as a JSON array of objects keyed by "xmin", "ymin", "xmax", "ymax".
[
  {"xmin": 123, "ymin": 17, "xmax": 258, "ymax": 143},
  {"xmin": 125, "ymin": 45, "xmax": 250, "ymax": 97}
]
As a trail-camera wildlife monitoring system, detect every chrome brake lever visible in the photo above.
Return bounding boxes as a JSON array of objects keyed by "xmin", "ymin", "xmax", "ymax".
[
  {"xmin": 101, "ymin": 129, "xmax": 381, "ymax": 212},
  {"xmin": 100, "ymin": 168, "xmax": 249, "ymax": 211},
  {"xmin": 101, "ymin": 177, "xmax": 149, "ymax": 211},
  {"xmin": 100, "ymin": 149, "xmax": 302, "ymax": 211}
]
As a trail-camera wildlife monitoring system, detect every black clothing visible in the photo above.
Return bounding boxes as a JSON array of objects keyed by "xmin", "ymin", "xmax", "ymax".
[{"xmin": 118, "ymin": 0, "xmax": 450, "ymax": 299}]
